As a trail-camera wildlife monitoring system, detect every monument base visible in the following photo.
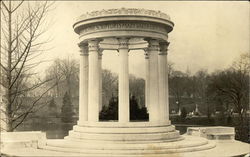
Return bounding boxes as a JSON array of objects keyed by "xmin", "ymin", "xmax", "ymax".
[{"xmin": 1, "ymin": 126, "xmax": 249, "ymax": 157}]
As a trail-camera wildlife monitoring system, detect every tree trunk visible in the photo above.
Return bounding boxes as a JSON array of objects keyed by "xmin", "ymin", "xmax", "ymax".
[
  {"xmin": 6, "ymin": 119, "xmax": 13, "ymax": 132},
  {"xmin": 67, "ymin": 77, "xmax": 71, "ymax": 97},
  {"xmin": 56, "ymin": 82, "xmax": 59, "ymax": 97},
  {"xmin": 6, "ymin": 0, "xmax": 13, "ymax": 132}
]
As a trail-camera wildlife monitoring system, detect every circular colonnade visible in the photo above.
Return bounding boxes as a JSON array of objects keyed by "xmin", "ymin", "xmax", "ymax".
[{"xmin": 42, "ymin": 8, "xmax": 216, "ymax": 156}]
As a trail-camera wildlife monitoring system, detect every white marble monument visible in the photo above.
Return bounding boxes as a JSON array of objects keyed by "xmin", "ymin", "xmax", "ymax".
[{"xmin": 1, "ymin": 8, "xmax": 249, "ymax": 157}]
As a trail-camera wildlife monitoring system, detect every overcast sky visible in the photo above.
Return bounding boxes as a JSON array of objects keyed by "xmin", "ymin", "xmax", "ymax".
[{"xmin": 38, "ymin": 1, "xmax": 249, "ymax": 77}]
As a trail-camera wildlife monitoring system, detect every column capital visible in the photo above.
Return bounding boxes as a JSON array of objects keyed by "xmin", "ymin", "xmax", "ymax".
[
  {"xmin": 88, "ymin": 39, "xmax": 102, "ymax": 52},
  {"xmin": 78, "ymin": 42, "xmax": 87, "ymax": 47},
  {"xmin": 117, "ymin": 38, "xmax": 129, "ymax": 49},
  {"xmin": 143, "ymin": 48, "xmax": 149, "ymax": 59},
  {"xmin": 78, "ymin": 43, "xmax": 88, "ymax": 56},
  {"xmin": 145, "ymin": 38, "xmax": 160, "ymax": 52},
  {"xmin": 159, "ymin": 42, "xmax": 170, "ymax": 55},
  {"xmin": 98, "ymin": 48, "xmax": 104, "ymax": 59}
]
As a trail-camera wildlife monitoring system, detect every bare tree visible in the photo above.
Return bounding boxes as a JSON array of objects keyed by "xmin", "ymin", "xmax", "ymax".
[
  {"xmin": 57, "ymin": 57, "xmax": 79, "ymax": 97},
  {"xmin": 169, "ymin": 70, "xmax": 189, "ymax": 111},
  {"xmin": 129, "ymin": 75, "xmax": 145, "ymax": 107},
  {"xmin": 45, "ymin": 60, "xmax": 118, "ymax": 108},
  {"xmin": 102, "ymin": 69, "xmax": 118, "ymax": 106},
  {"xmin": 0, "ymin": 1, "xmax": 54, "ymax": 131},
  {"xmin": 211, "ymin": 53, "xmax": 249, "ymax": 116},
  {"xmin": 45, "ymin": 57, "xmax": 79, "ymax": 98},
  {"xmin": 232, "ymin": 53, "xmax": 250, "ymax": 76},
  {"xmin": 208, "ymin": 53, "xmax": 249, "ymax": 141},
  {"xmin": 193, "ymin": 69, "xmax": 210, "ymax": 116},
  {"xmin": 45, "ymin": 59, "xmax": 64, "ymax": 97}
]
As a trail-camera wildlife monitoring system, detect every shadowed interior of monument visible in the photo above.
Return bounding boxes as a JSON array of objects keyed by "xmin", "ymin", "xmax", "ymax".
[
  {"xmin": 99, "ymin": 50, "xmax": 149, "ymax": 122},
  {"xmin": 95, "ymin": 50, "xmax": 149, "ymax": 122},
  {"xmin": 99, "ymin": 96, "xmax": 149, "ymax": 121}
]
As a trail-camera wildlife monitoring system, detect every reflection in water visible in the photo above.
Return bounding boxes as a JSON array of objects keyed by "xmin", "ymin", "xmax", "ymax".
[{"xmin": 17, "ymin": 118, "xmax": 76, "ymax": 139}]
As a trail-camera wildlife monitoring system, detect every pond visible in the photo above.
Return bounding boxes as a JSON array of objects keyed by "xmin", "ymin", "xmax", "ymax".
[{"xmin": 17, "ymin": 120, "xmax": 75, "ymax": 139}]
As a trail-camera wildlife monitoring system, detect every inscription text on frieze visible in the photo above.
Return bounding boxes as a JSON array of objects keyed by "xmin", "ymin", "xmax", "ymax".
[{"xmin": 80, "ymin": 22, "xmax": 167, "ymax": 35}]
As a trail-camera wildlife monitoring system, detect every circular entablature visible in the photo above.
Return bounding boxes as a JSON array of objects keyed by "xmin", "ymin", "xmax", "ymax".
[{"xmin": 73, "ymin": 8, "xmax": 174, "ymax": 44}]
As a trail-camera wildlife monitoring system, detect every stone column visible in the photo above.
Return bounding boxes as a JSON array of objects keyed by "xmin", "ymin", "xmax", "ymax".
[
  {"xmin": 88, "ymin": 40, "xmax": 101, "ymax": 122},
  {"xmin": 158, "ymin": 42, "xmax": 170, "ymax": 122},
  {"xmin": 78, "ymin": 43, "xmax": 88, "ymax": 124},
  {"xmin": 117, "ymin": 38, "xmax": 130, "ymax": 122},
  {"xmin": 147, "ymin": 39, "xmax": 160, "ymax": 122},
  {"xmin": 144, "ymin": 49, "xmax": 149, "ymax": 109},
  {"xmin": 98, "ymin": 49, "xmax": 103, "ymax": 112}
]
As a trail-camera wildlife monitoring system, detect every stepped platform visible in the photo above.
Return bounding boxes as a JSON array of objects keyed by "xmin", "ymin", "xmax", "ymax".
[
  {"xmin": 1, "ymin": 126, "xmax": 249, "ymax": 157},
  {"xmin": 39, "ymin": 123, "xmax": 217, "ymax": 156},
  {"xmin": 42, "ymin": 136, "xmax": 215, "ymax": 155}
]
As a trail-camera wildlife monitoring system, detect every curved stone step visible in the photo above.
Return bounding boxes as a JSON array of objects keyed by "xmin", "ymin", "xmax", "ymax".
[
  {"xmin": 68, "ymin": 130, "xmax": 180, "ymax": 141},
  {"xmin": 41, "ymin": 136, "xmax": 216, "ymax": 155},
  {"xmin": 64, "ymin": 135, "xmax": 184, "ymax": 144},
  {"xmin": 77, "ymin": 121, "xmax": 171, "ymax": 128},
  {"xmin": 45, "ymin": 136, "xmax": 209, "ymax": 150},
  {"xmin": 73, "ymin": 125, "xmax": 176, "ymax": 134}
]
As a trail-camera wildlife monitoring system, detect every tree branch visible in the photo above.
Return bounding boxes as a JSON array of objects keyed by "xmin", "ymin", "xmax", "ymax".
[
  {"xmin": 1, "ymin": 1, "xmax": 10, "ymax": 13},
  {"xmin": 12, "ymin": 80, "xmax": 58, "ymax": 129},
  {"xmin": 11, "ymin": 0, "xmax": 24, "ymax": 13}
]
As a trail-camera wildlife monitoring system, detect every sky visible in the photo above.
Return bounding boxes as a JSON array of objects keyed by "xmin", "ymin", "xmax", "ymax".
[{"xmin": 38, "ymin": 1, "xmax": 249, "ymax": 78}]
